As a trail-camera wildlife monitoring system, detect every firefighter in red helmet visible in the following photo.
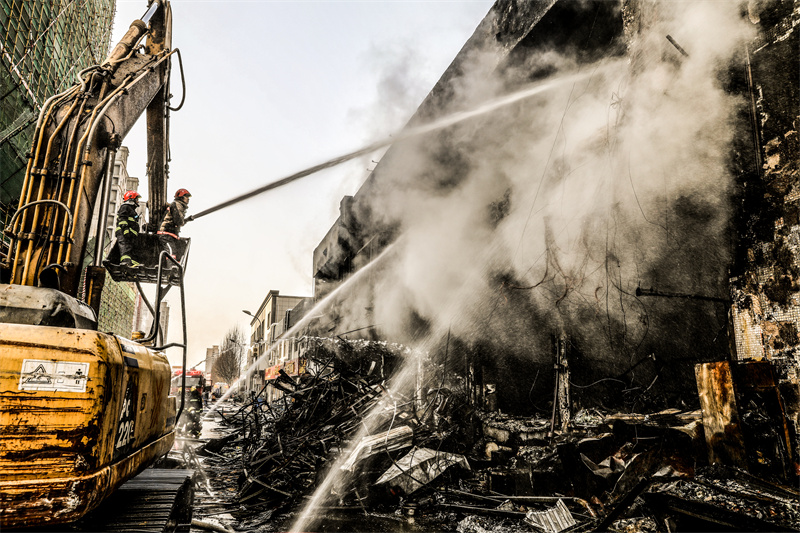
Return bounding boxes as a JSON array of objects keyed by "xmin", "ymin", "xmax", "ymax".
[
  {"xmin": 115, "ymin": 190, "xmax": 142, "ymax": 267},
  {"xmin": 158, "ymin": 188, "xmax": 191, "ymax": 259}
]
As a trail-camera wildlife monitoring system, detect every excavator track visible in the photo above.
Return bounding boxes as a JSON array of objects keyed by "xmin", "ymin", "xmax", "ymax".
[{"xmin": 74, "ymin": 468, "xmax": 195, "ymax": 533}]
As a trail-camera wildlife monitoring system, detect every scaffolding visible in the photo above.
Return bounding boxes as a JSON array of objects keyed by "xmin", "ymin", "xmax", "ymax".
[{"xmin": 0, "ymin": 0, "xmax": 116, "ymax": 220}]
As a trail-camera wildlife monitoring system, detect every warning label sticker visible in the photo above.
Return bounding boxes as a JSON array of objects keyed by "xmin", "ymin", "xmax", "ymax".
[{"xmin": 18, "ymin": 359, "xmax": 90, "ymax": 392}]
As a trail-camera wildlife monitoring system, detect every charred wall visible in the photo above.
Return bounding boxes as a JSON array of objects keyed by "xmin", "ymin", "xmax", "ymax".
[
  {"xmin": 731, "ymin": 1, "xmax": 800, "ymax": 361},
  {"xmin": 308, "ymin": 0, "xmax": 799, "ymax": 416}
]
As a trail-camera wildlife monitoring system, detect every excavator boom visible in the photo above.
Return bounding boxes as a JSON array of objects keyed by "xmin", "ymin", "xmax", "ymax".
[
  {"xmin": 0, "ymin": 2, "xmax": 187, "ymax": 528},
  {"xmin": 1, "ymin": 1, "xmax": 172, "ymax": 296}
]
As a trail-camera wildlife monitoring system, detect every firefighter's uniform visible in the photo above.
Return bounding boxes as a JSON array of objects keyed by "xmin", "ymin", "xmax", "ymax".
[
  {"xmin": 115, "ymin": 194, "xmax": 141, "ymax": 266},
  {"xmin": 158, "ymin": 189, "xmax": 191, "ymax": 260}
]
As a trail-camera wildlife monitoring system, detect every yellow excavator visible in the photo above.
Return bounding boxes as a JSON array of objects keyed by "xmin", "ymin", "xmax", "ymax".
[{"xmin": 0, "ymin": 2, "xmax": 190, "ymax": 528}]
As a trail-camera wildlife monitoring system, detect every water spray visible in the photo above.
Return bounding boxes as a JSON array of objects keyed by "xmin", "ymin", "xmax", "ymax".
[
  {"xmin": 203, "ymin": 62, "xmax": 626, "ymax": 530},
  {"xmin": 185, "ymin": 66, "xmax": 616, "ymax": 223},
  {"xmin": 288, "ymin": 235, "xmax": 520, "ymax": 532},
  {"xmin": 201, "ymin": 241, "xmax": 399, "ymax": 420}
]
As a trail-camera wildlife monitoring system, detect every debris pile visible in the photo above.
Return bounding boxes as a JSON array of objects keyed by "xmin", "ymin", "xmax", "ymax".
[
  {"xmin": 194, "ymin": 340, "xmax": 462, "ymax": 515},
  {"xmin": 640, "ymin": 465, "xmax": 800, "ymax": 531},
  {"xmin": 192, "ymin": 343, "xmax": 799, "ymax": 532}
]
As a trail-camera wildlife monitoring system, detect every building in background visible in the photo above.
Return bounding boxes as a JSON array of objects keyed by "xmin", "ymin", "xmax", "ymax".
[
  {"xmin": 0, "ymin": 0, "xmax": 116, "ymax": 227},
  {"xmin": 205, "ymin": 345, "xmax": 219, "ymax": 392},
  {"xmin": 246, "ymin": 290, "xmax": 309, "ymax": 393},
  {"xmin": 155, "ymin": 300, "xmax": 169, "ymax": 344},
  {"xmin": 131, "ymin": 292, "xmax": 169, "ymax": 337}
]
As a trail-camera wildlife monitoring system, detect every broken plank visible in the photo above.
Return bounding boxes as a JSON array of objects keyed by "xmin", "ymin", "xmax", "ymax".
[{"xmin": 694, "ymin": 362, "xmax": 748, "ymax": 469}]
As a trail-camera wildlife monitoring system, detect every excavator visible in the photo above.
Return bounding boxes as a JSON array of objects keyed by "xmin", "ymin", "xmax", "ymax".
[{"xmin": 0, "ymin": 1, "xmax": 191, "ymax": 528}]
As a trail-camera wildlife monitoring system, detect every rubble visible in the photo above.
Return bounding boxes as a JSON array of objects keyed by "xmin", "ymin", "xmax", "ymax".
[
  {"xmin": 375, "ymin": 447, "xmax": 470, "ymax": 495},
  {"xmin": 642, "ymin": 465, "xmax": 800, "ymax": 530},
  {"xmin": 341, "ymin": 426, "xmax": 414, "ymax": 472},
  {"xmin": 523, "ymin": 499, "xmax": 575, "ymax": 532},
  {"xmin": 181, "ymin": 337, "xmax": 800, "ymax": 532}
]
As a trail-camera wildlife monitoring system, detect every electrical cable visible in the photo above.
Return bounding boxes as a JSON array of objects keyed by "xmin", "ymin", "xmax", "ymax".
[
  {"xmin": 627, "ymin": 154, "xmax": 673, "ymax": 237},
  {"xmin": 569, "ymin": 377, "xmax": 625, "ymax": 389}
]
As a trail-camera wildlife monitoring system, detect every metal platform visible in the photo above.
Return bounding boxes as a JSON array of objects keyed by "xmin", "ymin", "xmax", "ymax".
[
  {"xmin": 104, "ymin": 261, "xmax": 184, "ymax": 285},
  {"xmin": 73, "ymin": 468, "xmax": 195, "ymax": 533},
  {"xmin": 104, "ymin": 233, "xmax": 190, "ymax": 286}
]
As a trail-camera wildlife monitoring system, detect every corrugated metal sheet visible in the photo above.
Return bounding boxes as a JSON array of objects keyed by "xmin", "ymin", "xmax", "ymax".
[{"xmin": 524, "ymin": 499, "xmax": 576, "ymax": 533}]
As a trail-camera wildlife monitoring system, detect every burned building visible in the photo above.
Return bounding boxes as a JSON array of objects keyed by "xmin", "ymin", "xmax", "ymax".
[
  {"xmin": 306, "ymin": 0, "xmax": 800, "ymax": 423},
  {"xmin": 246, "ymin": 290, "xmax": 309, "ymax": 393},
  {"xmin": 729, "ymin": 0, "xmax": 800, "ymax": 398},
  {"xmin": 194, "ymin": 2, "xmax": 800, "ymax": 530}
]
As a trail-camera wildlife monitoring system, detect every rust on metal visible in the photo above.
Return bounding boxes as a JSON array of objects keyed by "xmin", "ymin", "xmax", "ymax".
[
  {"xmin": 695, "ymin": 361, "xmax": 748, "ymax": 469},
  {"xmin": 0, "ymin": 323, "xmax": 175, "ymax": 528}
]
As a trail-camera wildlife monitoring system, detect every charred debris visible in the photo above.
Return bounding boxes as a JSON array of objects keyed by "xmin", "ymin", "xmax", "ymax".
[
  {"xmin": 177, "ymin": 337, "xmax": 799, "ymax": 533},
  {"xmin": 177, "ymin": 0, "xmax": 800, "ymax": 531}
]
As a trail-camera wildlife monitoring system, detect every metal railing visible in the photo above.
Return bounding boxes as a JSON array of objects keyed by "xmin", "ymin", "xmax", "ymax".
[{"xmin": 138, "ymin": 250, "xmax": 189, "ymax": 429}]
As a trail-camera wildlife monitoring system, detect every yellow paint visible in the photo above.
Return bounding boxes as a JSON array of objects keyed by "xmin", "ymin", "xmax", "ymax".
[{"xmin": 0, "ymin": 323, "xmax": 176, "ymax": 528}]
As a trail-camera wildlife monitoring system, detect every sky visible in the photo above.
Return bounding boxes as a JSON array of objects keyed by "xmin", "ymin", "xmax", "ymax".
[{"xmin": 111, "ymin": 0, "xmax": 495, "ymax": 367}]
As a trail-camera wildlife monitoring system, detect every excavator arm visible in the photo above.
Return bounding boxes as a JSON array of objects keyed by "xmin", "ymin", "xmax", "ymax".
[{"xmin": 1, "ymin": 0, "xmax": 174, "ymax": 297}]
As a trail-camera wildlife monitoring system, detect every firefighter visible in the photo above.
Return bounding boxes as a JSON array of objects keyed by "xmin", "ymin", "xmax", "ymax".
[
  {"xmin": 157, "ymin": 188, "xmax": 191, "ymax": 260},
  {"xmin": 181, "ymin": 385, "xmax": 203, "ymax": 437},
  {"xmin": 115, "ymin": 190, "xmax": 142, "ymax": 267}
]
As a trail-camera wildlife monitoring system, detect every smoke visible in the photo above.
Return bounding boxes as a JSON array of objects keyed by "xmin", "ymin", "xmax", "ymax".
[
  {"xmin": 324, "ymin": 0, "xmax": 755, "ymax": 409},
  {"xmin": 353, "ymin": 42, "xmax": 435, "ymax": 140}
]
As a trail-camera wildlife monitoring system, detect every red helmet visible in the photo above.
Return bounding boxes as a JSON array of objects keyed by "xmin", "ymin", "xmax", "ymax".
[
  {"xmin": 175, "ymin": 188, "xmax": 191, "ymax": 199},
  {"xmin": 123, "ymin": 190, "xmax": 141, "ymax": 202}
]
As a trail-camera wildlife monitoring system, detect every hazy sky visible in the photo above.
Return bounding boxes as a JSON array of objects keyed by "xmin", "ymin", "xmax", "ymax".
[{"xmin": 111, "ymin": 0, "xmax": 494, "ymax": 366}]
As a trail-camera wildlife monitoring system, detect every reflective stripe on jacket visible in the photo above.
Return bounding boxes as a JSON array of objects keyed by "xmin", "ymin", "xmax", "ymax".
[{"xmin": 115, "ymin": 200, "xmax": 140, "ymax": 236}]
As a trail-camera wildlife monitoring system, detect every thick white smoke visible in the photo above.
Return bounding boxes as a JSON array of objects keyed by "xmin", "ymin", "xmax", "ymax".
[
  {"xmin": 326, "ymin": 0, "xmax": 755, "ymax": 407},
  {"xmin": 290, "ymin": 4, "xmax": 758, "ymax": 528}
]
